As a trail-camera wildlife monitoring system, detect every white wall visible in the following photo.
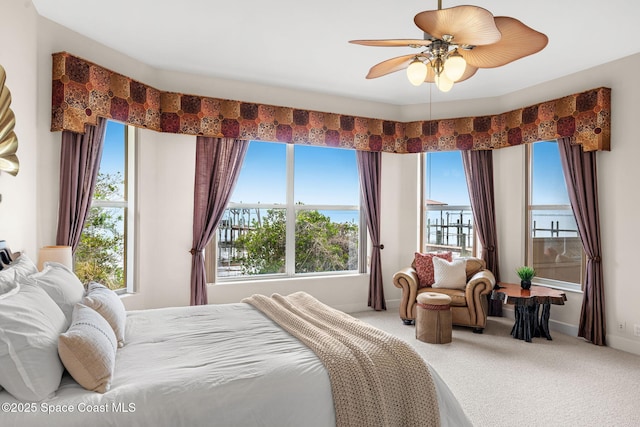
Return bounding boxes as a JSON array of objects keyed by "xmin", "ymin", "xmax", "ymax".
[
  {"xmin": 125, "ymin": 131, "xmax": 196, "ymax": 310},
  {"xmin": 0, "ymin": 1, "xmax": 38, "ymax": 256},
  {"xmin": 13, "ymin": 4, "xmax": 638, "ymax": 354}
]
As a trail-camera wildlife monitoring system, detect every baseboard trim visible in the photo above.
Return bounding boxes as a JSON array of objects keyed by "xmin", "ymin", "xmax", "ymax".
[
  {"xmin": 384, "ymin": 298, "xmax": 401, "ymax": 310},
  {"xmin": 500, "ymin": 307, "xmax": 578, "ymax": 337},
  {"xmin": 549, "ymin": 319, "xmax": 579, "ymax": 337},
  {"xmin": 333, "ymin": 302, "xmax": 369, "ymax": 313},
  {"xmin": 606, "ymin": 335, "xmax": 640, "ymax": 356},
  {"xmin": 337, "ymin": 298, "xmax": 401, "ymax": 315},
  {"xmin": 500, "ymin": 307, "xmax": 640, "ymax": 355}
]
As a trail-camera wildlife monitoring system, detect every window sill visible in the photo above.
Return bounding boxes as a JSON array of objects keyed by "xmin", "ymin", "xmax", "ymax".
[
  {"xmin": 116, "ymin": 290, "xmax": 136, "ymax": 298},
  {"xmin": 531, "ymin": 280, "xmax": 583, "ymax": 294},
  {"xmin": 212, "ymin": 272, "xmax": 368, "ymax": 286}
]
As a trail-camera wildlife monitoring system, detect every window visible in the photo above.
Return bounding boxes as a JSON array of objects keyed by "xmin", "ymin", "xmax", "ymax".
[
  {"xmin": 423, "ymin": 151, "xmax": 474, "ymax": 257},
  {"xmin": 527, "ymin": 141, "xmax": 584, "ymax": 290},
  {"xmin": 75, "ymin": 120, "xmax": 136, "ymax": 292},
  {"xmin": 214, "ymin": 141, "xmax": 362, "ymax": 280}
]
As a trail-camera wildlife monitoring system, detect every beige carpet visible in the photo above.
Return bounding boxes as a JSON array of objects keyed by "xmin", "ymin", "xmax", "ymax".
[{"xmin": 352, "ymin": 309, "xmax": 640, "ymax": 427}]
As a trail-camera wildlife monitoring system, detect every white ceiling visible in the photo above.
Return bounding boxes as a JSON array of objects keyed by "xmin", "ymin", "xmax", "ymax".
[{"xmin": 32, "ymin": 0, "xmax": 640, "ymax": 105}]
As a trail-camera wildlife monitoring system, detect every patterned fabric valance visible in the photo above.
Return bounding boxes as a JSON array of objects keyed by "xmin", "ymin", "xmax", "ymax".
[{"xmin": 51, "ymin": 52, "xmax": 611, "ymax": 152}]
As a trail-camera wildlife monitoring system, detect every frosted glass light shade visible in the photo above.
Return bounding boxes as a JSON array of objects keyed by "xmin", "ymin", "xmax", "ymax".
[
  {"xmin": 38, "ymin": 245, "xmax": 73, "ymax": 271},
  {"xmin": 406, "ymin": 59, "xmax": 428, "ymax": 86},
  {"xmin": 444, "ymin": 54, "xmax": 466, "ymax": 82},
  {"xmin": 435, "ymin": 73, "xmax": 454, "ymax": 92}
]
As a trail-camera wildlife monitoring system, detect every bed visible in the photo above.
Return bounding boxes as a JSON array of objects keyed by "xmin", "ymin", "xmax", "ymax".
[{"xmin": 0, "ymin": 243, "xmax": 471, "ymax": 427}]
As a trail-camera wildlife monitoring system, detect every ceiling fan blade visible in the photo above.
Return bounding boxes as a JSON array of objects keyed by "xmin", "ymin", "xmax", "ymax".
[
  {"xmin": 349, "ymin": 39, "xmax": 432, "ymax": 48},
  {"xmin": 424, "ymin": 64, "xmax": 478, "ymax": 83},
  {"xmin": 414, "ymin": 6, "xmax": 501, "ymax": 46},
  {"xmin": 365, "ymin": 54, "xmax": 417, "ymax": 79},
  {"xmin": 453, "ymin": 64, "xmax": 478, "ymax": 83},
  {"xmin": 459, "ymin": 17, "xmax": 548, "ymax": 68}
]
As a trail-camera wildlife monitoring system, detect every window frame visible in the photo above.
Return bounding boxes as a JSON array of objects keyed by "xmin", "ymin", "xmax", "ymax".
[
  {"xmin": 421, "ymin": 152, "xmax": 476, "ymax": 258},
  {"xmin": 123, "ymin": 124, "xmax": 136, "ymax": 293},
  {"xmin": 525, "ymin": 141, "xmax": 584, "ymax": 293},
  {"xmin": 78, "ymin": 121, "xmax": 136, "ymax": 294},
  {"xmin": 211, "ymin": 141, "xmax": 365, "ymax": 283}
]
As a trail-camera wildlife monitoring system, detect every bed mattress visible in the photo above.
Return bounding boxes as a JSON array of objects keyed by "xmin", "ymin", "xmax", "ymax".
[{"xmin": 0, "ymin": 302, "xmax": 470, "ymax": 426}]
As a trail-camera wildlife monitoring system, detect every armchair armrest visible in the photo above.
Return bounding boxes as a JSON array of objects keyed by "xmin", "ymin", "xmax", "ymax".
[
  {"xmin": 393, "ymin": 267, "xmax": 419, "ymax": 292},
  {"xmin": 464, "ymin": 269, "xmax": 496, "ymax": 327},
  {"xmin": 392, "ymin": 267, "xmax": 420, "ymax": 322},
  {"xmin": 468, "ymin": 270, "xmax": 496, "ymax": 290}
]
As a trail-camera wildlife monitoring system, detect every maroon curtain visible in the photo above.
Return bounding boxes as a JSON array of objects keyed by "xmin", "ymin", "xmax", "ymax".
[
  {"xmin": 356, "ymin": 151, "xmax": 385, "ymax": 310},
  {"xmin": 462, "ymin": 149, "xmax": 502, "ymax": 316},
  {"xmin": 56, "ymin": 117, "xmax": 108, "ymax": 252},
  {"xmin": 191, "ymin": 137, "xmax": 248, "ymax": 305},
  {"xmin": 557, "ymin": 137, "xmax": 606, "ymax": 346}
]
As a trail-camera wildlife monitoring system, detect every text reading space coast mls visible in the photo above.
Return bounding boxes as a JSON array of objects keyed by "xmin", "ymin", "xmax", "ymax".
[{"xmin": 2, "ymin": 401, "xmax": 136, "ymax": 414}]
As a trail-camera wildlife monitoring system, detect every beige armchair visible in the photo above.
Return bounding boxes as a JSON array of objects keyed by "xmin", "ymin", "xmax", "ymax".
[{"xmin": 392, "ymin": 257, "xmax": 496, "ymax": 333}]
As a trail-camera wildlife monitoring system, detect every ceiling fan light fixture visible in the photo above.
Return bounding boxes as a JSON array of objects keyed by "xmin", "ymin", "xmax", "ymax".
[
  {"xmin": 406, "ymin": 58, "xmax": 428, "ymax": 86},
  {"xmin": 444, "ymin": 50, "xmax": 466, "ymax": 82},
  {"xmin": 434, "ymin": 72, "xmax": 453, "ymax": 92},
  {"xmin": 351, "ymin": 3, "xmax": 547, "ymax": 94}
]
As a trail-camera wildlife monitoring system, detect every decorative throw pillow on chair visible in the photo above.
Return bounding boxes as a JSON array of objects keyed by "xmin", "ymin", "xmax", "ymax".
[
  {"xmin": 414, "ymin": 251, "xmax": 452, "ymax": 288},
  {"xmin": 432, "ymin": 257, "xmax": 467, "ymax": 290}
]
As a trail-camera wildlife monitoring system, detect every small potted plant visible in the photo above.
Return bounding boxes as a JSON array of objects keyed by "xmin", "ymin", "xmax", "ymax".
[{"xmin": 516, "ymin": 266, "xmax": 535, "ymax": 290}]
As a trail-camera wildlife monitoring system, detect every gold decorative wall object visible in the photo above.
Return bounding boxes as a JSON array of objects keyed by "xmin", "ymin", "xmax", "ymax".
[
  {"xmin": 51, "ymin": 52, "xmax": 611, "ymax": 152},
  {"xmin": 0, "ymin": 65, "xmax": 19, "ymax": 176}
]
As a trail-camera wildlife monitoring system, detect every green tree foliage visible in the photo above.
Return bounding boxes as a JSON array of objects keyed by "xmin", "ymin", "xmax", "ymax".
[
  {"xmin": 74, "ymin": 172, "xmax": 125, "ymax": 290},
  {"xmin": 235, "ymin": 208, "xmax": 358, "ymax": 275},
  {"xmin": 234, "ymin": 209, "xmax": 286, "ymax": 275},
  {"xmin": 295, "ymin": 210, "xmax": 358, "ymax": 273}
]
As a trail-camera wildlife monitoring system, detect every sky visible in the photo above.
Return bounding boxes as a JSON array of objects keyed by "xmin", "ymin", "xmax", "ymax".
[
  {"xmin": 100, "ymin": 121, "xmax": 567, "ymax": 211},
  {"xmin": 100, "ymin": 121, "xmax": 126, "ymax": 176},
  {"xmin": 531, "ymin": 141, "xmax": 570, "ymax": 205},
  {"xmin": 425, "ymin": 141, "xmax": 568, "ymax": 207},
  {"xmin": 425, "ymin": 150, "xmax": 469, "ymax": 206},
  {"xmin": 98, "ymin": 121, "xmax": 126, "ymax": 200},
  {"xmin": 230, "ymin": 141, "xmax": 360, "ymax": 206}
]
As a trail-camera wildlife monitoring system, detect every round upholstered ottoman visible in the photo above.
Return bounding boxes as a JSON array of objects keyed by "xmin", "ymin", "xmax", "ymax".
[{"xmin": 416, "ymin": 292, "xmax": 452, "ymax": 344}]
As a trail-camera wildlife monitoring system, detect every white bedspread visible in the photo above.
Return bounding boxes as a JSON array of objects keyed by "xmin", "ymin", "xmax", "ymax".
[{"xmin": 0, "ymin": 302, "xmax": 471, "ymax": 427}]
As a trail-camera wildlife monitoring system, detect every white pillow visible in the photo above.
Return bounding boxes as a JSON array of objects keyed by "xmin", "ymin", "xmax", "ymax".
[
  {"xmin": 59, "ymin": 304, "xmax": 117, "ymax": 393},
  {"xmin": 0, "ymin": 270, "xmax": 20, "ymax": 300},
  {"xmin": 432, "ymin": 257, "xmax": 467, "ymax": 290},
  {"xmin": 23, "ymin": 262, "xmax": 85, "ymax": 327},
  {"xmin": 1, "ymin": 253, "xmax": 37, "ymax": 277},
  {"xmin": 82, "ymin": 282, "xmax": 127, "ymax": 347},
  {"xmin": 0, "ymin": 283, "xmax": 67, "ymax": 401},
  {"xmin": 0, "ymin": 254, "xmax": 38, "ymax": 299}
]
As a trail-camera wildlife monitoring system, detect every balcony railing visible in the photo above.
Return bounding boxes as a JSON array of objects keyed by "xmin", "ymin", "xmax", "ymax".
[
  {"xmin": 532, "ymin": 220, "xmax": 579, "ymax": 238},
  {"xmin": 424, "ymin": 205, "xmax": 473, "ymax": 256}
]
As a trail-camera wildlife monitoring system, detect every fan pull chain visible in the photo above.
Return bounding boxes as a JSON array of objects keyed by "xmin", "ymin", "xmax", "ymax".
[{"xmin": 429, "ymin": 82, "xmax": 432, "ymax": 122}]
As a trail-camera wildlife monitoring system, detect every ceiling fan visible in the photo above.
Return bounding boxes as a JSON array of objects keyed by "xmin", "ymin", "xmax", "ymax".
[{"xmin": 349, "ymin": 1, "xmax": 548, "ymax": 92}]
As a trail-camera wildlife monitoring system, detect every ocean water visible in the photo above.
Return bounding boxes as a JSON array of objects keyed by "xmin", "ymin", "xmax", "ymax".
[{"xmin": 530, "ymin": 210, "xmax": 579, "ymax": 237}]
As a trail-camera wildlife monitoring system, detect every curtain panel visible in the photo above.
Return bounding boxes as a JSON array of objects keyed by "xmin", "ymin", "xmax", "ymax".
[
  {"xmin": 462, "ymin": 149, "xmax": 502, "ymax": 316},
  {"xmin": 56, "ymin": 117, "xmax": 107, "ymax": 252},
  {"xmin": 190, "ymin": 137, "xmax": 248, "ymax": 306},
  {"xmin": 356, "ymin": 151, "xmax": 385, "ymax": 311},
  {"xmin": 557, "ymin": 137, "xmax": 606, "ymax": 346}
]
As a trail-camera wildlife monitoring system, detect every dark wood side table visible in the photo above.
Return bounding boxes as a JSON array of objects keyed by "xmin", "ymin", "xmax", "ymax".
[{"xmin": 491, "ymin": 282, "xmax": 567, "ymax": 342}]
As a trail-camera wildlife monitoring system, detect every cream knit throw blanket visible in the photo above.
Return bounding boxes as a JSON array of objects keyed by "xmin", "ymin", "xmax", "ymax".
[{"xmin": 243, "ymin": 292, "xmax": 441, "ymax": 427}]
